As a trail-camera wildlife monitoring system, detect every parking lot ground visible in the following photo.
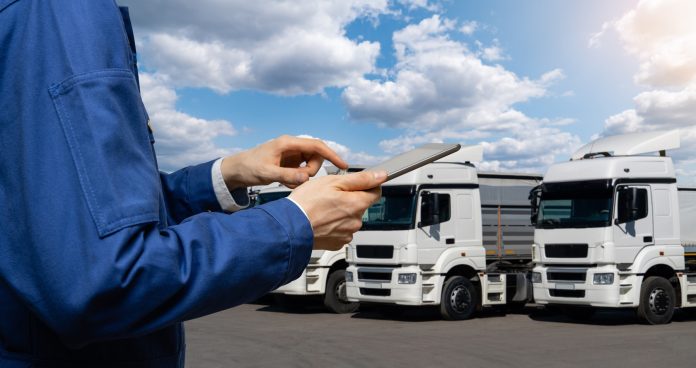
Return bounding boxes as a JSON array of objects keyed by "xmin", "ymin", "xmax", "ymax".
[{"xmin": 185, "ymin": 299, "xmax": 696, "ymax": 368}]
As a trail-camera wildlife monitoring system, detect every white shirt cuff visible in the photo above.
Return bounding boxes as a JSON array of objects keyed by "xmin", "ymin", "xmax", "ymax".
[{"xmin": 212, "ymin": 158, "xmax": 250, "ymax": 212}]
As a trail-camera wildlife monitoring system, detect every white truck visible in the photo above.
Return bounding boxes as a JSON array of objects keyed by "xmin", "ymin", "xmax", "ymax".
[
  {"xmin": 256, "ymin": 169, "xmax": 360, "ymax": 313},
  {"xmin": 530, "ymin": 130, "xmax": 696, "ymax": 324},
  {"xmin": 345, "ymin": 146, "xmax": 542, "ymax": 319}
]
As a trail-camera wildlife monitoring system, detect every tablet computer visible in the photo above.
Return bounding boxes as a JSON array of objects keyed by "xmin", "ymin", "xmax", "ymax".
[{"xmin": 363, "ymin": 143, "xmax": 461, "ymax": 181}]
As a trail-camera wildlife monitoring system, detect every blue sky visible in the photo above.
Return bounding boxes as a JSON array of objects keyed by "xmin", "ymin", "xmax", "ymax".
[{"xmin": 119, "ymin": 0, "xmax": 696, "ymax": 184}]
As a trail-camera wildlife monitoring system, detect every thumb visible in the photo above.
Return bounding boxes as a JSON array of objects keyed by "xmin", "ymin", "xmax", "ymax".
[{"xmin": 335, "ymin": 170, "xmax": 387, "ymax": 192}]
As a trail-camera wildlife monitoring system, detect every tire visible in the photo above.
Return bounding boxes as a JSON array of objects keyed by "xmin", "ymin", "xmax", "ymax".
[
  {"xmin": 440, "ymin": 276, "xmax": 479, "ymax": 320},
  {"xmin": 637, "ymin": 276, "xmax": 676, "ymax": 325},
  {"xmin": 323, "ymin": 269, "xmax": 359, "ymax": 314},
  {"xmin": 560, "ymin": 306, "xmax": 596, "ymax": 321}
]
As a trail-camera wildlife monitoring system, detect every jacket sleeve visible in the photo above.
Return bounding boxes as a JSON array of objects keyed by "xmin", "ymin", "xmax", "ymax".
[
  {"xmin": 159, "ymin": 160, "xmax": 224, "ymax": 224},
  {"xmin": 0, "ymin": 0, "xmax": 313, "ymax": 348}
]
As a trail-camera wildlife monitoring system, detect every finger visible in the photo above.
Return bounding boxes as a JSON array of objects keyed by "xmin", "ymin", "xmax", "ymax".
[
  {"xmin": 277, "ymin": 136, "xmax": 347, "ymax": 169},
  {"xmin": 274, "ymin": 167, "xmax": 310, "ymax": 187},
  {"xmin": 297, "ymin": 154, "xmax": 324, "ymax": 177},
  {"xmin": 334, "ymin": 170, "xmax": 387, "ymax": 192}
]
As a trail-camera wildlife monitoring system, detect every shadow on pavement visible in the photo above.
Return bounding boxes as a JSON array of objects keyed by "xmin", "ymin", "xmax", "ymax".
[
  {"xmin": 349, "ymin": 304, "xmax": 519, "ymax": 322},
  {"xmin": 254, "ymin": 294, "xmax": 331, "ymax": 315},
  {"xmin": 528, "ymin": 305, "xmax": 696, "ymax": 326}
]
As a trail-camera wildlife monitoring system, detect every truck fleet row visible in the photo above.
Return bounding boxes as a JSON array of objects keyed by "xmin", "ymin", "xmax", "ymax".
[{"xmin": 257, "ymin": 130, "xmax": 695, "ymax": 324}]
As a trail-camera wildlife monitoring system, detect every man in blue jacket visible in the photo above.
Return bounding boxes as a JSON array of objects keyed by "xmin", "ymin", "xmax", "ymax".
[{"xmin": 0, "ymin": 0, "xmax": 386, "ymax": 366}]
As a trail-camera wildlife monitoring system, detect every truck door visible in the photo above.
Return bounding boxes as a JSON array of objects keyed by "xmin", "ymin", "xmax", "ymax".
[
  {"xmin": 416, "ymin": 189, "xmax": 456, "ymax": 265},
  {"xmin": 613, "ymin": 185, "xmax": 654, "ymax": 264}
]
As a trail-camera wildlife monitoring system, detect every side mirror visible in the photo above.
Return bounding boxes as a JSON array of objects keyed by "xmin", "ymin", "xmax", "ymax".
[
  {"xmin": 529, "ymin": 185, "xmax": 542, "ymax": 225},
  {"xmin": 616, "ymin": 187, "xmax": 648, "ymax": 224},
  {"xmin": 418, "ymin": 192, "xmax": 440, "ymax": 228}
]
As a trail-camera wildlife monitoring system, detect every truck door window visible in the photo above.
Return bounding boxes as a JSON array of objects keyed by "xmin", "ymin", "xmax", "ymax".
[
  {"xmin": 420, "ymin": 192, "xmax": 451, "ymax": 226},
  {"xmin": 437, "ymin": 194, "xmax": 451, "ymax": 224},
  {"xmin": 616, "ymin": 187, "xmax": 648, "ymax": 223}
]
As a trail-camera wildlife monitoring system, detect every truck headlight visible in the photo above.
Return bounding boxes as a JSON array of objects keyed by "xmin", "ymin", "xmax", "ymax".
[
  {"xmin": 398, "ymin": 273, "xmax": 417, "ymax": 284},
  {"xmin": 345, "ymin": 271, "xmax": 354, "ymax": 283},
  {"xmin": 531, "ymin": 272, "xmax": 542, "ymax": 283},
  {"xmin": 593, "ymin": 273, "xmax": 614, "ymax": 285}
]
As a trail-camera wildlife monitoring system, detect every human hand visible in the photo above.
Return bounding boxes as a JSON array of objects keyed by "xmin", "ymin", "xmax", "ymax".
[
  {"xmin": 289, "ymin": 170, "xmax": 387, "ymax": 251},
  {"xmin": 220, "ymin": 135, "xmax": 347, "ymax": 190}
]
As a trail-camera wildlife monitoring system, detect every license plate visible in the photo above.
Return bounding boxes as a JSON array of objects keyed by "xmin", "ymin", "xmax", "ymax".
[
  {"xmin": 555, "ymin": 283, "xmax": 575, "ymax": 290},
  {"xmin": 364, "ymin": 282, "xmax": 382, "ymax": 289}
]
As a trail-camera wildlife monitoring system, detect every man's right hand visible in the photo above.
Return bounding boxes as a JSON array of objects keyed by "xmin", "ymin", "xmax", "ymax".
[{"xmin": 288, "ymin": 170, "xmax": 387, "ymax": 251}]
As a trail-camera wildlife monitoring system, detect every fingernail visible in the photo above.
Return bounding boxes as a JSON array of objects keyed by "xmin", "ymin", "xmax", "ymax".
[
  {"xmin": 373, "ymin": 170, "xmax": 387, "ymax": 180},
  {"xmin": 295, "ymin": 172, "xmax": 306, "ymax": 183}
]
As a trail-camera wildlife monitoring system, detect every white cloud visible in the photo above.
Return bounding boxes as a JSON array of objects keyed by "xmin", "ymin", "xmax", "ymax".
[
  {"xmin": 598, "ymin": 0, "xmax": 696, "ymax": 184},
  {"xmin": 122, "ymin": 2, "xmax": 579, "ymax": 175},
  {"xmin": 478, "ymin": 128, "xmax": 582, "ymax": 173},
  {"xmin": 460, "ymin": 20, "xmax": 479, "ymax": 35},
  {"xmin": 342, "ymin": 15, "xmax": 576, "ymax": 172},
  {"xmin": 397, "ymin": 0, "xmax": 440, "ymax": 12},
  {"xmin": 343, "ymin": 15, "xmax": 549, "ymax": 129},
  {"xmin": 120, "ymin": 0, "xmax": 386, "ymax": 95},
  {"xmin": 139, "ymin": 73, "xmax": 238, "ymax": 171},
  {"xmin": 614, "ymin": 0, "xmax": 696, "ymax": 87},
  {"xmin": 588, "ymin": 21, "xmax": 613, "ymax": 49}
]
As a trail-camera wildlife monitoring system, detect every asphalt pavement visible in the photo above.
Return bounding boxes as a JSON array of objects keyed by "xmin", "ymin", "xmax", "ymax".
[{"xmin": 185, "ymin": 298, "xmax": 696, "ymax": 368}]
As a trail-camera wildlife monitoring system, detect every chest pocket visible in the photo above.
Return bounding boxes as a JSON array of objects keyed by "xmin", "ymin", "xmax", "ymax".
[{"xmin": 49, "ymin": 69, "xmax": 160, "ymax": 237}]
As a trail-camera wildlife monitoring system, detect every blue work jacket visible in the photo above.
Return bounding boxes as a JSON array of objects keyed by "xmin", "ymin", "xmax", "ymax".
[{"xmin": 0, "ymin": 0, "xmax": 313, "ymax": 366}]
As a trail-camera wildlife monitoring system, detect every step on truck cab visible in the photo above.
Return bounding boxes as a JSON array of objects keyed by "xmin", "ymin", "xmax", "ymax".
[
  {"xmin": 255, "ymin": 168, "xmax": 358, "ymax": 313},
  {"xmin": 345, "ymin": 145, "xmax": 542, "ymax": 319},
  {"xmin": 530, "ymin": 130, "xmax": 696, "ymax": 324}
]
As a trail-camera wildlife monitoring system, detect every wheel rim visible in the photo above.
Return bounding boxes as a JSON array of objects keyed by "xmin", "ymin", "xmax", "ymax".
[
  {"xmin": 336, "ymin": 280, "xmax": 349, "ymax": 304},
  {"xmin": 450, "ymin": 285, "xmax": 472, "ymax": 313},
  {"xmin": 648, "ymin": 287, "xmax": 671, "ymax": 315}
]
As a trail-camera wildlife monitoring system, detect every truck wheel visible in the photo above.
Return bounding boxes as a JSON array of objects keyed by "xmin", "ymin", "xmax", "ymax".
[
  {"xmin": 440, "ymin": 276, "xmax": 479, "ymax": 320},
  {"xmin": 637, "ymin": 276, "xmax": 676, "ymax": 325},
  {"xmin": 324, "ymin": 269, "xmax": 359, "ymax": 314}
]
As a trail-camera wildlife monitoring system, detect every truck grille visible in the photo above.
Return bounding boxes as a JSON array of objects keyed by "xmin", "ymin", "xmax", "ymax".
[
  {"xmin": 547, "ymin": 271, "xmax": 587, "ymax": 282},
  {"xmin": 545, "ymin": 243, "xmax": 588, "ymax": 258},
  {"xmin": 360, "ymin": 288, "xmax": 391, "ymax": 297},
  {"xmin": 549, "ymin": 289, "xmax": 585, "ymax": 298},
  {"xmin": 358, "ymin": 271, "xmax": 392, "ymax": 282},
  {"xmin": 356, "ymin": 245, "xmax": 394, "ymax": 259}
]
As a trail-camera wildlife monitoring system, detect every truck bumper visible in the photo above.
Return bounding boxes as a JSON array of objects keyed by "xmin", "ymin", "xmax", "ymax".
[
  {"xmin": 345, "ymin": 265, "xmax": 438, "ymax": 306},
  {"xmin": 272, "ymin": 266, "xmax": 329, "ymax": 296},
  {"xmin": 532, "ymin": 264, "xmax": 639, "ymax": 308}
]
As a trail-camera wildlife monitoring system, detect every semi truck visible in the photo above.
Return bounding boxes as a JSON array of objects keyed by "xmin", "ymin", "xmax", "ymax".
[
  {"xmin": 344, "ymin": 145, "xmax": 542, "ymax": 320},
  {"xmin": 530, "ymin": 130, "xmax": 696, "ymax": 324},
  {"xmin": 257, "ymin": 168, "xmax": 360, "ymax": 313}
]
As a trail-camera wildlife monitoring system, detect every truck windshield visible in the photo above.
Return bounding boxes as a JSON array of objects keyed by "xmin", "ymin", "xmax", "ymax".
[
  {"xmin": 537, "ymin": 180, "xmax": 613, "ymax": 229},
  {"xmin": 256, "ymin": 191, "xmax": 290, "ymax": 205},
  {"xmin": 361, "ymin": 185, "xmax": 417, "ymax": 231}
]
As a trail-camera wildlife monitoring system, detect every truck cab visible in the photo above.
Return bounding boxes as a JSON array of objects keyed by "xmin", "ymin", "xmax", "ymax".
[
  {"xmin": 531, "ymin": 130, "xmax": 696, "ymax": 324},
  {"xmin": 345, "ymin": 146, "xmax": 541, "ymax": 319}
]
